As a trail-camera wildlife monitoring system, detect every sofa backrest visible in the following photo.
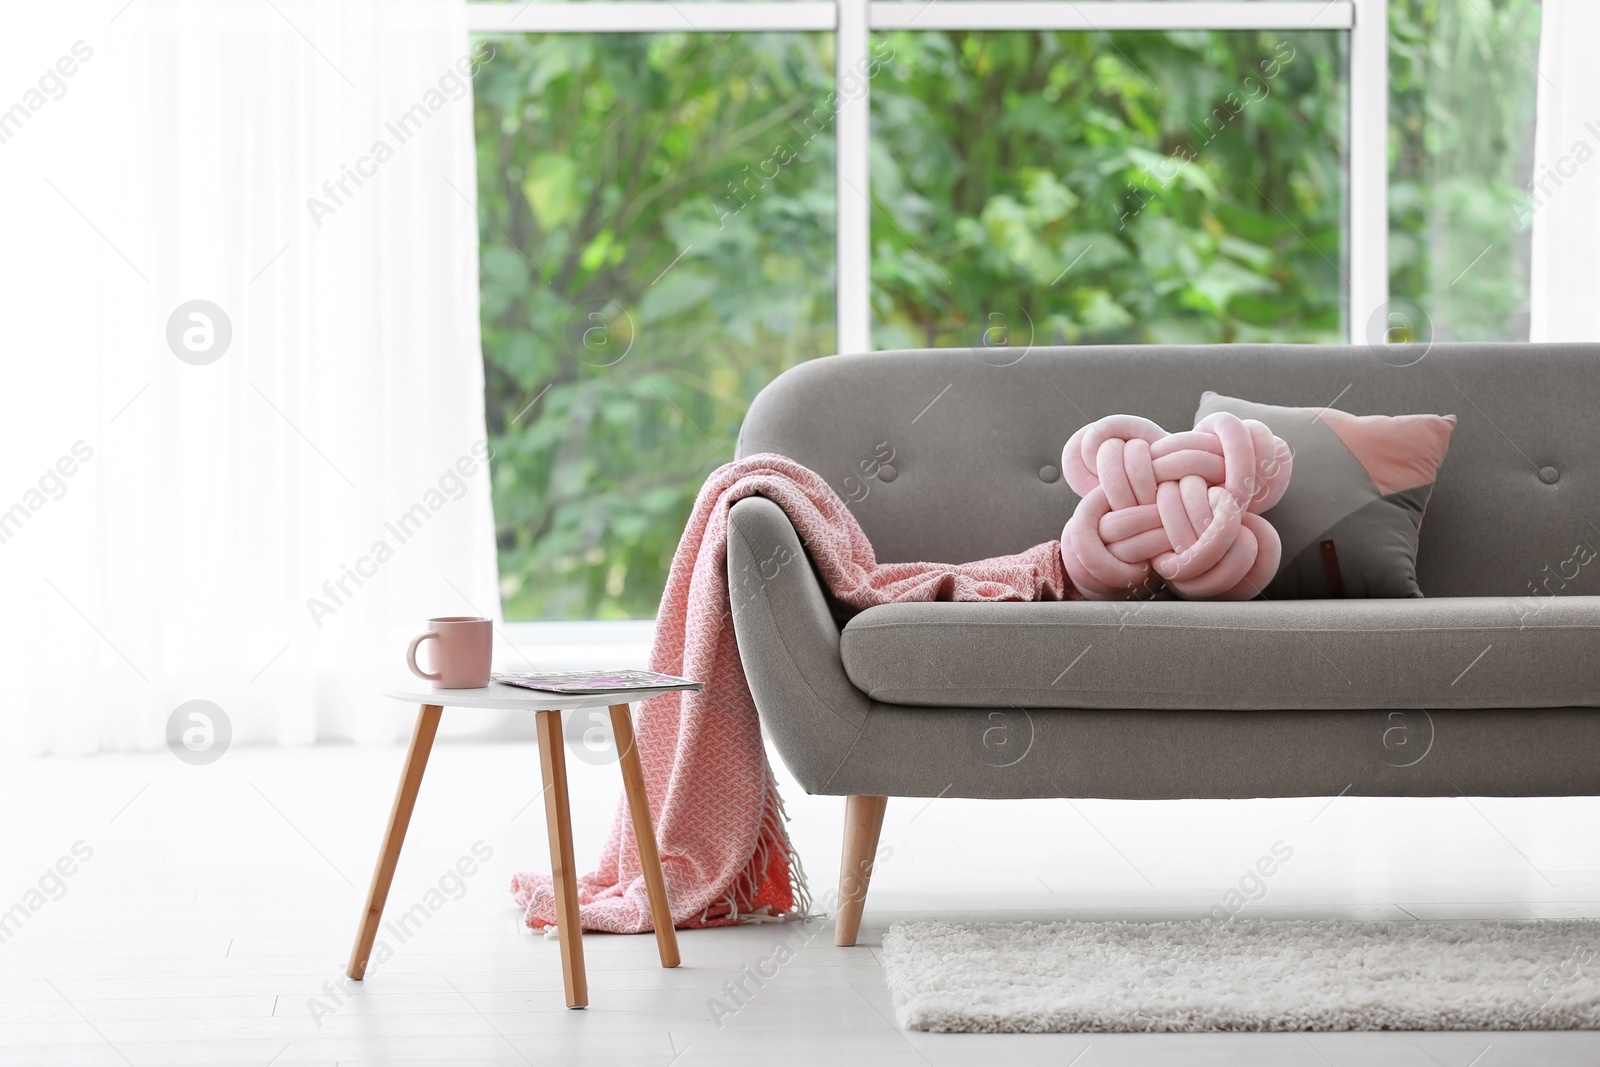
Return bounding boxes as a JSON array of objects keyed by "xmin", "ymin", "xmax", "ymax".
[{"xmin": 737, "ymin": 343, "xmax": 1600, "ymax": 598}]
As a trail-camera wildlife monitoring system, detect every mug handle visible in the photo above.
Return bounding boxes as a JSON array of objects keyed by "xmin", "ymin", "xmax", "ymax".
[{"xmin": 407, "ymin": 632, "xmax": 442, "ymax": 682}]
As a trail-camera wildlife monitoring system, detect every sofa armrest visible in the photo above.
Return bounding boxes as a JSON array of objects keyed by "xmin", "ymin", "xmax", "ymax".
[{"xmin": 728, "ymin": 496, "xmax": 871, "ymax": 794}]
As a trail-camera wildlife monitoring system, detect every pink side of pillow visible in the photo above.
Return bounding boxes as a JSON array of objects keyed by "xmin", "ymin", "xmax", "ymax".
[{"xmin": 1316, "ymin": 408, "xmax": 1459, "ymax": 497}]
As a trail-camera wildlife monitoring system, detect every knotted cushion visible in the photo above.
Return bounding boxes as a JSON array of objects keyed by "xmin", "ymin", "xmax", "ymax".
[{"xmin": 1060, "ymin": 413, "xmax": 1293, "ymax": 600}]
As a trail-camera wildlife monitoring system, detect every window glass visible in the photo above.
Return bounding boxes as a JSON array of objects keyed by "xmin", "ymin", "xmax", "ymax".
[
  {"xmin": 473, "ymin": 33, "xmax": 836, "ymax": 619},
  {"xmin": 1389, "ymin": 0, "xmax": 1542, "ymax": 342},
  {"xmin": 869, "ymin": 30, "xmax": 1347, "ymax": 349}
]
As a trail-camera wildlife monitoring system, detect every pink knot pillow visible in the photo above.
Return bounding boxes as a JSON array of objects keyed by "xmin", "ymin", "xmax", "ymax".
[{"xmin": 1060, "ymin": 412, "xmax": 1293, "ymax": 600}]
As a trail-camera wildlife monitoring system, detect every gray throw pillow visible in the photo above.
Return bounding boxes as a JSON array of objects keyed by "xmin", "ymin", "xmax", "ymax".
[{"xmin": 1194, "ymin": 391, "xmax": 1457, "ymax": 598}]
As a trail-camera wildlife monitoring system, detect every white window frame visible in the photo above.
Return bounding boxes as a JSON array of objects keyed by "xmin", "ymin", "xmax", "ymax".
[{"xmin": 466, "ymin": 0, "xmax": 1386, "ymax": 348}]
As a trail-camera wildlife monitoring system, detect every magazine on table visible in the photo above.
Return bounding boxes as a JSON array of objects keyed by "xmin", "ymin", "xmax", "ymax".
[{"xmin": 491, "ymin": 669, "xmax": 703, "ymax": 695}]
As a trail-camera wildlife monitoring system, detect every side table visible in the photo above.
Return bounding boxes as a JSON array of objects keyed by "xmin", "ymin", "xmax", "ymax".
[{"xmin": 346, "ymin": 682, "xmax": 688, "ymax": 1007}]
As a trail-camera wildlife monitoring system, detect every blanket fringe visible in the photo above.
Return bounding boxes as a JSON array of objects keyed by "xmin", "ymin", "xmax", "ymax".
[
  {"xmin": 777, "ymin": 783, "xmax": 814, "ymax": 921},
  {"xmin": 698, "ymin": 772, "xmax": 813, "ymax": 926}
]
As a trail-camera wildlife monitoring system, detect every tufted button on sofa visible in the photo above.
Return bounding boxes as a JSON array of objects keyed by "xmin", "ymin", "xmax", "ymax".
[{"xmin": 727, "ymin": 344, "xmax": 1600, "ymax": 946}]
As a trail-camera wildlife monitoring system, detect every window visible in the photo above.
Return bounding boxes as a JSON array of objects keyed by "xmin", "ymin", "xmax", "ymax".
[
  {"xmin": 1388, "ymin": 0, "xmax": 1542, "ymax": 343},
  {"xmin": 869, "ymin": 29, "xmax": 1346, "ymax": 347},
  {"xmin": 468, "ymin": 0, "xmax": 1542, "ymax": 621},
  {"xmin": 472, "ymin": 30, "xmax": 835, "ymax": 619}
]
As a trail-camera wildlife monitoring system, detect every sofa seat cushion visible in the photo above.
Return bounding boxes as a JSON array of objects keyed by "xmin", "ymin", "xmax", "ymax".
[{"xmin": 839, "ymin": 597, "xmax": 1600, "ymax": 711}]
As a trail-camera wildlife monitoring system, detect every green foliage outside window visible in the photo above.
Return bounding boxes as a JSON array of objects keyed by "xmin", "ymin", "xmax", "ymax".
[
  {"xmin": 869, "ymin": 30, "xmax": 1346, "ymax": 349},
  {"xmin": 472, "ymin": 34, "xmax": 836, "ymax": 619},
  {"xmin": 1389, "ymin": 0, "xmax": 1541, "ymax": 342}
]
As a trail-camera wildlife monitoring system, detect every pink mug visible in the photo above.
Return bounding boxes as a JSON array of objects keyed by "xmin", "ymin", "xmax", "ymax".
[{"xmin": 406, "ymin": 616, "xmax": 492, "ymax": 689}]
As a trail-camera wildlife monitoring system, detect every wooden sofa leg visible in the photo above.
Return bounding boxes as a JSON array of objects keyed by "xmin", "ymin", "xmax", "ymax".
[{"xmin": 835, "ymin": 795, "xmax": 888, "ymax": 947}]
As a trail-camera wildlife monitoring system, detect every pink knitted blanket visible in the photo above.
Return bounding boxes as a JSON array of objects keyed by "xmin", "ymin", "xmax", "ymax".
[{"xmin": 511, "ymin": 453, "xmax": 1074, "ymax": 932}]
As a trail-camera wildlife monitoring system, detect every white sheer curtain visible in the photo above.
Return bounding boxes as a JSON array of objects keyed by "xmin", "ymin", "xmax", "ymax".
[
  {"xmin": 0, "ymin": 0, "xmax": 500, "ymax": 755},
  {"xmin": 1530, "ymin": 0, "xmax": 1600, "ymax": 341}
]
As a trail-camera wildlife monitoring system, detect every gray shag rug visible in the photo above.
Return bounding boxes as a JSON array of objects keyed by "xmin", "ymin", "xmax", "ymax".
[{"xmin": 881, "ymin": 919, "xmax": 1600, "ymax": 1032}]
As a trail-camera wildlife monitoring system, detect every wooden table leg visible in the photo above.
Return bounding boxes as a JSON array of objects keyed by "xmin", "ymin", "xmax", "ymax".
[
  {"xmin": 536, "ymin": 709, "xmax": 588, "ymax": 1008},
  {"xmin": 609, "ymin": 703, "xmax": 680, "ymax": 969},
  {"xmin": 347, "ymin": 704, "xmax": 443, "ymax": 980}
]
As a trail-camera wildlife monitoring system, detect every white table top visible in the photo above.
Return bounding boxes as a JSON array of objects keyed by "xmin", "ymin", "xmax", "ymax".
[{"xmin": 380, "ymin": 681, "xmax": 693, "ymax": 711}]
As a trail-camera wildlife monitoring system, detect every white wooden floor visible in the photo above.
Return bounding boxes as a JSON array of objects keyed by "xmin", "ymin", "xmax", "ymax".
[{"xmin": 4, "ymin": 740, "xmax": 1600, "ymax": 1066}]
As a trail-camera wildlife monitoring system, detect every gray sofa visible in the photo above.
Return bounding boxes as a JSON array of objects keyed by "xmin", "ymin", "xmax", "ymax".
[{"xmin": 725, "ymin": 343, "xmax": 1600, "ymax": 945}]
